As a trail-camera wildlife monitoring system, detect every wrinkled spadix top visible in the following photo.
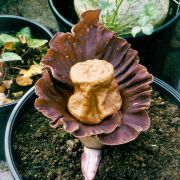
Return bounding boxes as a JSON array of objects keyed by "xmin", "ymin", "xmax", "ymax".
[
  {"xmin": 35, "ymin": 10, "xmax": 153, "ymax": 145},
  {"xmin": 68, "ymin": 60, "xmax": 122, "ymax": 124},
  {"xmin": 70, "ymin": 59, "xmax": 114, "ymax": 85}
]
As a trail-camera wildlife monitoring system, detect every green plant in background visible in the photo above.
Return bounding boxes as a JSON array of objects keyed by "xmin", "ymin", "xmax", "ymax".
[
  {"xmin": 131, "ymin": 2, "xmax": 159, "ymax": 37},
  {"xmin": 0, "ymin": 27, "xmax": 47, "ymax": 62},
  {"xmin": 74, "ymin": 0, "xmax": 180, "ymax": 37},
  {"xmin": 0, "ymin": 27, "xmax": 48, "ymax": 105},
  {"xmin": 131, "ymin": 0, "xmax": 179, "ymax": 37}
]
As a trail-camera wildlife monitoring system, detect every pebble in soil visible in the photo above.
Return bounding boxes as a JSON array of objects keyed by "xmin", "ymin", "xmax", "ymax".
[{"xmin": 12, "ymin": 90, "xmax": 180, "ymax": 180}]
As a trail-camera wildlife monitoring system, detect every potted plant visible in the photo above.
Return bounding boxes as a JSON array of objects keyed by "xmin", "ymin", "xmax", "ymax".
[
  {"xmin": 0, "ymin": 15, "xmax": 53, "ymax": 161},
  {"xmin": 5, "ymin": 10, "xmax": 180, "ymax": 180},
  {"xmin": 48, "ymin": 0, "xmax": 180, "ymax": 76},
  {"xmin": 4, "ymin": 78, "xmax": 180, "ymax": 180}
]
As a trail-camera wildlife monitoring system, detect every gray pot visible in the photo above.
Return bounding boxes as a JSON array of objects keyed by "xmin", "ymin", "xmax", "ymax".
[{"xmin": 0, "ymin": 15, "xmax": 53, "ymax": 160}]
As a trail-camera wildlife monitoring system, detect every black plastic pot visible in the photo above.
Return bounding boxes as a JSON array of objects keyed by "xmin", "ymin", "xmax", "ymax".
[
  {"xmin": 0, "ymin": 15, "xmax": 53, "ymax": 160},
  {"xmin": 5, "ymin": 77, "xmax": 180, "ymax": 180},
  {"xmin": 48, "ymin": 0, "xmax": 180, "ymax": 76}
]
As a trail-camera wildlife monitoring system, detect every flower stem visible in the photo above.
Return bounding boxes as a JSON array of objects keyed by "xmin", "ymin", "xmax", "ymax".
[
  {"xmin": 78, "ymin": 136, "xmax": 104, "ymax": 149},
  {"xmin": 81, "ymin": 147, "xmax": 102, "ymax": 180}
]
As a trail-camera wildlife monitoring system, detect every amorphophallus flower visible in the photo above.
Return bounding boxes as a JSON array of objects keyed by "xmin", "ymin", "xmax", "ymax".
[{"xmin": 35, "ymin": 10, "xmax": 153, "ymax": 180}]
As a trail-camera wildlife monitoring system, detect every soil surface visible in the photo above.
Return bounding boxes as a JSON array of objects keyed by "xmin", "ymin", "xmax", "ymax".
[{"xmin": 12, "ymin": 90, "xmax": 179, "ymax": 180}]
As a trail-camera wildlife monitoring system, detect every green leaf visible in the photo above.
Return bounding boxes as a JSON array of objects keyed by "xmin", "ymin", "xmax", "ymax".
[
  {"xmin": 142, "ymin": 24, "xmax": 154, "ymax": 35},
  {"xmin": 0, "ymin": 34, "xmax": 19, "ymax": 43},
  {"xmin": 98, "ymin": 0, "xmax": 109, "ymax": 9},
  {"xmin": 1, "ymin": 52, "xmax": 22, "ymax": 62},
  {"xmin": 99, "ymin": 0, "xmax": 116, "ymax": 16},
  {"xmin": 91, "ymin": 0, "xmax": 98, "ymax": 6},
  {"xmin": 27, "ymin": 39, "xmax": 48, "ymax": 48},
  {"xmin": 0, "ymin": 40, "xmax": 4, "ymax": 47},
  {"xmin": 143, "ymin": 3, "xmax": 159, "ymax": 19},
  {"xmin": 138, "ymin": 16, "xmax": 150, "ymax": 26},
  {"xmin": 83, "ymin": 0, "xmax": 98, "ymax": 6},
  {"xmin": 131, "ymin": 26, "xmax": 142, "ymax": 38},
  {"xmin": 16, "ymin": 27, "xmax": 32, "ymax": 39},
  {"xmin": 127, "ymin": 0, "xmax": 135, "ymax": 4}
]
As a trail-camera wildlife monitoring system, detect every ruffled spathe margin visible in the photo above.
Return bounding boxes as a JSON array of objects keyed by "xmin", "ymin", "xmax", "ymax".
[{"xmin": 35, "ymin": 9, "xmax": 153, "ymax": 145}]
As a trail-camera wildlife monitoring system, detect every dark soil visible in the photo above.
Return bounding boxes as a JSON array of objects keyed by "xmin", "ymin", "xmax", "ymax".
[{"xmin": 12, "ymin": 90, "xmax": 180, "ymax": 180}]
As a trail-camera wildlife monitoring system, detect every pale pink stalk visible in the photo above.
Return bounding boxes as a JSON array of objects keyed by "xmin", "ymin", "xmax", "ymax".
[{"xmin": 81, "ymin": 147, "xmax": 102, "ymax": 180}]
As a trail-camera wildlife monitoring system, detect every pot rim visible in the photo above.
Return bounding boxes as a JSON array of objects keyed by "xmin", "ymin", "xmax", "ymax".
[
  {"xmin": 0, "ymin": 15, "xmax": 53, "ymax": 37},
  {"xmin": 4, "ymin": 77, "xmax": 180, "ymax": 180},
  {"xmin": 48, "ymin": 0, "xmax": 180, "ymax": 38},
  {"xmin": 0, "ymin": 101, "xmax": 18, "ymax": 111},
  {"xmin": 0, "ymin": 15, "xmax": 53, "ymax": 110}
]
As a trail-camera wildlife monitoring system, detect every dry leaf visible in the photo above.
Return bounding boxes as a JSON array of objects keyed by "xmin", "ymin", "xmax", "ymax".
[
  {"xmin": 0, "ymin": 93, "xmax": 12, "ymax": 105},
  {"xmin": 0, "ymin": 93, "xmax": 6, "ymax": 99},
  {"xmin": 0, "ymin": 62, "xmax": 4, "ymax": 78},
  {"xmin": 16, "ymin": 76, "xmax": 33, "ymax": 86},
  {"xmin": 4, "ymin": 42, "xmax": 14, "ymax": 50},
  {"xmin": 3, "ymin": 79, "xmax": 13, "ymax": 89},
  {"xmin": 18, "ymin": 35, "xmax": 27, "ymax": 44},
  {"xmin": 19, "ymin": 64, "xmax": 42, "ymax": 78},
  {"xmin": 0, "ymin": 84, "xmax": 5, "ymax": 93},
  {"xmin": 2, "ymin": 98, "xmax": 12, "ymax": 105},
  {"xmin": 0, "ymin": 62, "xmax": 3, "ymax": 68},
  {"xmin": 19, "ymin": 69, "xmax": 27, "ymax": 75},
  {"xmin": 12, "ymin": 91, "xmax": 23, "ymax": 98}
]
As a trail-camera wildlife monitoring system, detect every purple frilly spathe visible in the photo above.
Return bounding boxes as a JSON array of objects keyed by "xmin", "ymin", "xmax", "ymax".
[{"xmin": 35, "ymin": 9, "xmax": 153, "ymax": 145}]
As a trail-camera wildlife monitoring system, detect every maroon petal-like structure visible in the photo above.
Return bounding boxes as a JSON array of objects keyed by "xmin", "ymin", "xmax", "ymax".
[
  {"xmin": 35, "ymin": 9, "xmax": 153, "ymax": 145},
  {"xmin": 35, "ymin": 70, "xmax": 122, "ymax": 136}
]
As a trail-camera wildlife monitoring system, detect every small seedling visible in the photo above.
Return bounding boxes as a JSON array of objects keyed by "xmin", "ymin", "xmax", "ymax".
[{"xmin": 74, "ymin": 0, "xmax": 180, "ymax": 37}]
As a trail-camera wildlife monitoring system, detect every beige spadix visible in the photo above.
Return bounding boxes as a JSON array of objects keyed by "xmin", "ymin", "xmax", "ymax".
[{"xmin": 68, "ymin": 59, "xmax": 122, "ymax": 124}]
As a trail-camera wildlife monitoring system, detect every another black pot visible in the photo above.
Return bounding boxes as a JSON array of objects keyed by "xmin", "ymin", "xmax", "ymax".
[
  {"xmin": 48, "ymin": 0, "xmax": 180, "ymax": 76},
  {"xmin": 0, "ymin": 15, "xmax": 53, "ymax": 160},
  {"xmin": 5, "ymin": 77, "xmax": 180, "ymax": 180}
]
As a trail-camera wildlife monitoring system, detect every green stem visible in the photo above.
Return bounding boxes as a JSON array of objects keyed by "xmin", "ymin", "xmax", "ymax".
[
  {"xmin": 91, "ymin": 0, "xmax": 98, "ymax": 6},
  {"xmin": 110, "ymin": 0, "xmax": 123, "ymax": 28},
  {"xmin": 21, "ymin": 48, "xmax": 31, "ymax": 58},
  {"xmin": 118, "ymin": 31, "xmax": 132, "ymax": 36},
  {"xmin": 118, "ymin": 0, "xmax": 132, "ymax": 24},
  {"xmin": 112, "ymin": 17, "xmax": 138, "ymax": 32},
  {"xmin": 6, "ymin": 89, "xmax": 10, "ymax": 98}
]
